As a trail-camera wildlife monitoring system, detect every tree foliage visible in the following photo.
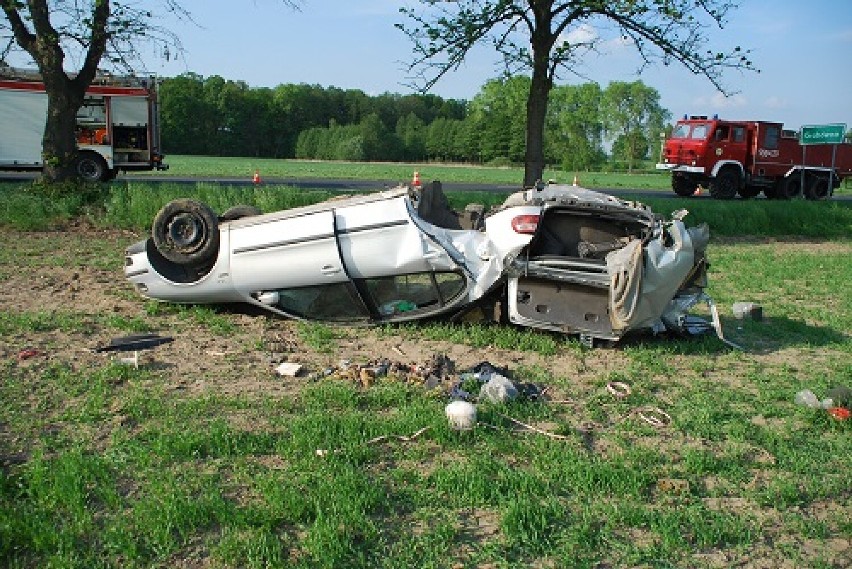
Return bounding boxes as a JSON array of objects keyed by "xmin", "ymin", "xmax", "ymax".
[
  {"xmin": 162, "ymin": 73, "xmax": 671, "ymax": 173},
  {"xmin": 397, "ymin": 0, "xmax": 755, "ymax": 185}
]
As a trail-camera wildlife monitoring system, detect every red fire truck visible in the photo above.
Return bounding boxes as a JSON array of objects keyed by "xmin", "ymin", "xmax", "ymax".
[
  {"xmin": 0, "ymin": 69, "xmax": 168, "ymax": 182},
  {"xmin": 656, "ymin": 115, "xmax": 852, "ymax": 200}
]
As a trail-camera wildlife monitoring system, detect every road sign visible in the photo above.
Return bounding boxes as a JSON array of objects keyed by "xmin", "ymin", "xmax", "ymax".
[{"xmin": 800, "ymin": 123, "xmax": 847, "ymax": 145}]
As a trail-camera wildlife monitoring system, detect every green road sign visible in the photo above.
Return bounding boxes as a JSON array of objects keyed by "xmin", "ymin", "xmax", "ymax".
[{"xmin": 800, "ymin": 123, "xmax": 846, "ymax": 145}]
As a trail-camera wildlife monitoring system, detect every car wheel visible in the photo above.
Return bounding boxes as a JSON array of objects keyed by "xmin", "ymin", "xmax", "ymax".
[
  {"xmin": 671, "ymin": 174, "xmax": 698, "ymax": 197},
  {"xmin": 75, "ymin": 152, "xmax": 108, "ymax": 182},
  {"xmin": 708, "ymin": 168, "xmax": 739, "ymax": 199},
  {"xmin": 152, "ymin": 199, "xmax": 220, "ymax": 266},
  {"xmin": 220, "ymin": 204, "xmax": 262, "ymax": 221}
]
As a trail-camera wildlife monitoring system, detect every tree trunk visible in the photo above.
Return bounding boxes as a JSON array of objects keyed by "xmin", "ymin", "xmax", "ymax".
[
  {"xmin": 42, "ymin": 86, "xmax": 84, "ymax": 182},
  {"xmin": 524, "ymin": 9, "xmax": 554, "ymax": 187}
]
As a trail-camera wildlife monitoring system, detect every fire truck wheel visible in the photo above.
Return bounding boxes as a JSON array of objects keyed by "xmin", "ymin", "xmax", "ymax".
[
  {"xmin": 737, "ymin": 185, "xmax": 761, "ymax": 199},
  {"xmin": 152, "ymin": 199, "xmax": 220, "ymax": 266},
  {"xmin": 75, "ymin": 152, "xmax": 108, "ymax": 183},
  {"xmin": 708, "ymin": 168, "xmax": 738, "ymax": 200},
  {"xmin": 778, "ymin": 176, "xmax": 802, "ymax": 200},
  {"xmin": 806, "ymin": 177, "xmax": 830, "ymax": 200},
  {"xmin": 220, "ymin": 205, "xmax": 262, "ymax": 221},
  {"xmin": 671, "ymin": 175, "xmax": 698, "ymax": 197}
]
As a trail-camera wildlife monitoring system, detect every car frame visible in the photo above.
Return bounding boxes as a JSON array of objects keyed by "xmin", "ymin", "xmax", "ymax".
[{"xmin": 125, "ymin": 181, "xmax": 723, "ymax": 346}]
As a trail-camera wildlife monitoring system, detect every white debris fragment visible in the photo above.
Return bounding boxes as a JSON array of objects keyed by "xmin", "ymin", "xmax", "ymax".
[
  {"xmin": 276, "ymin": 362, "xmax": 303, "ymax": 377},
  {"xmin": 445, "ymin": 400, "xmax": 477, "ymax": 430}
]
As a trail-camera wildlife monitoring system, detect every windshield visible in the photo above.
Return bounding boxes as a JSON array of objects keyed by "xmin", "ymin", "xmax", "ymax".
[{"xmin": 670, "ymin": 122, "xmax": 710, "ymax": 140}]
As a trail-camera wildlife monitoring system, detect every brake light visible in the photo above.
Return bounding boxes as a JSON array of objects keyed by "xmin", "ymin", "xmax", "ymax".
[{"xmin": 511, "ymin": 214, "xmax": 539, "ymax": 234}]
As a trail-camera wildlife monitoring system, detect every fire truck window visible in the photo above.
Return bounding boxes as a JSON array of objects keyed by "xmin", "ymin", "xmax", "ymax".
[
  {"xmin": 690, "ymin": 124, "xmax": 708, "ymax": 139},
  {"xmin": 764, "ymin": 127, "xmax": 780, "ymax": 149},
  {"xmin": 714, "ymin": 125, "xmax": 730, "ymax": 141},
  {"xmin": 733, "ymin": 127, "xmax": 746, "ymax": 143},
  {"xmin": 672, "ymin": 124, "xmax": 691, "ymax": 139}
]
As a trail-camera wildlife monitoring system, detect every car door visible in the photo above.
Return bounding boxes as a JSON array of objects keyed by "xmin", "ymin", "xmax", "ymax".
[{"xmin": 229, "ymin": 208, "xmax": 348, "ymax": 291}]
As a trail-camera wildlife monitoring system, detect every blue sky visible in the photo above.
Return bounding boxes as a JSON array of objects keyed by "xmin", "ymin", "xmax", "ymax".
[{"xmin": 137, "ymin": 1, "xmax": 851, "ymax": 130}]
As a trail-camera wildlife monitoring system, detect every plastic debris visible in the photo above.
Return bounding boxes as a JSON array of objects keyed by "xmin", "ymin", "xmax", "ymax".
[
  {"xmin": 17, "ymin": 348, "xmax": 41, "ymax": 361},
  {"xmin": 445, "ymin": 400, "xmax": 477, "ymax": 430},
  {"xmin": 479, "ymin": 374, "xmax": 519, "ymax": 404},
  {"xmin": 794, "ymin": 389, "xmax": 821, "ymax": 408},
  {"xmin": 275, "ymin": 362, "xmax": 303, "ymax": 377},
  {"xmin": 733, "ymin": 301, "xmax": 763, "ymax": 321}
]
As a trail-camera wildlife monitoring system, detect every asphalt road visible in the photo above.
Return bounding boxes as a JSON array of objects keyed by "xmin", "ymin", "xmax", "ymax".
[{"xmin": 2, "ymin": 172, "xmax": 849, "ymax": 202}]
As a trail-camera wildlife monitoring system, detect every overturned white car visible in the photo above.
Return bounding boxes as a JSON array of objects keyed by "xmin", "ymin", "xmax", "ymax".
[{"xmin": 125, "ymin": 181, "xmax": 721, "ymax": 346}]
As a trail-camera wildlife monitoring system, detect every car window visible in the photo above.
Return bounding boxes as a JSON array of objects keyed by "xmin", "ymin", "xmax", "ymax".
[
  {"xmin": 732, "ymin": 126, "xmax": 746, "ymax": 142},
  {"xmin": 367, "ymin": 271, "xmax": 466, "ymax": 317},
  {"xmin": 275, "ymin": 283, "xmax": 368, "ymax": 321}
]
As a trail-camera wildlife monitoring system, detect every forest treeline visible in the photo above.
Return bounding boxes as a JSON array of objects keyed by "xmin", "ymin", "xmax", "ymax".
[{"xmin": 159, "ymin": 74, "xmax": 670, "ymax": 171}]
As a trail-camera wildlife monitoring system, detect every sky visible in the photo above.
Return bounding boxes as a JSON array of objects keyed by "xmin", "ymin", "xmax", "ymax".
[{"xmin": 21, "ymin": 1, "xmax": 852, "ymax": 131}]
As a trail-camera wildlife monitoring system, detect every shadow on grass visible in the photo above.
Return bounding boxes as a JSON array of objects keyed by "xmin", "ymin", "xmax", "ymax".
[{"xmin": 725, "ymin": 316, "xmax": 849, "ymax": 354}]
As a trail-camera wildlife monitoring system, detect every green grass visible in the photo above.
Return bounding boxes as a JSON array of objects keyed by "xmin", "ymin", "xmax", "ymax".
[{"xmin": 133, "ymin": 155, "xmax": 680, "ymax": 189}]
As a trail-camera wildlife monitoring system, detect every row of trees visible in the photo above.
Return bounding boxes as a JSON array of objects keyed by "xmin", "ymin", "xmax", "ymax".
[
  {"xmin": 158, "ymin": 74, "xmax": 465, "ymax": 159},
  {"xmin": 160, "ymin": 73, "xmax": 669, "ymax": 171}
]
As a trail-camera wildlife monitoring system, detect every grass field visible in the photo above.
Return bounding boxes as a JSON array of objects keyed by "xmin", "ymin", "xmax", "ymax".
[
  {"xmin": 0, "ymin": 176, "xmax": 850, "ymax": 568},
  {"xmin": 131, "ymin": 155, "xmax": 684, "ymax": 190},
  {"xmin": 130, "ymin": 155, "xmax": 852, "ymax": 197}
]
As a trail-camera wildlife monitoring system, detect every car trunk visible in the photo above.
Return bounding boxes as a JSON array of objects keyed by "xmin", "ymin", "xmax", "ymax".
[{"xmin": 507, "ymin": 201, "xmax": 655, "ymax": 341}]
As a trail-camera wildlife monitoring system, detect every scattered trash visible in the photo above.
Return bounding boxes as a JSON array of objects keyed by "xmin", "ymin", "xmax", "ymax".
[
  {"xmin": 479, "ymin": 374, "xmax": 519, "ymax": 404},
  {"xmin": 827, "ymin": 407, "xmax": 850, "ymax": 421},
  {"xmin": 732, "ymin": 301, "xmax": 763, "ymax": 321},
  {"xmin": 825, "ymin": 386, "xmax": 851, "ymax": 409},
  {"xmin": 93, "ymin": 333, "xmax": 173, "ymax": 368},
  {"xmin": 606, "ymin": 381, "xmax": 632, "ymax": 399},
  {"xmin": 275, "ymin": 362, "xmax": 303, "ymax": 377},
  {"xmin": 445, "ymin": 400, "xmax": 477, "ymax": 430},
  {"xmin": 16, "ymin": 348, "xmax": 41, "ymax": 361},
  {"xmin": 794, "ymin": 388, "xmax": 837, "ymax": 410},
  {"xmin": 316, "ymin": 426, "xmax": 432, "ymax": 456},
  {"xmin": 496, "ymin": 412, "xmax": 571, "ymax": 440},
  {"xmin": 636, "ymin": 407, "xmax": 672, "ymax": 428}
]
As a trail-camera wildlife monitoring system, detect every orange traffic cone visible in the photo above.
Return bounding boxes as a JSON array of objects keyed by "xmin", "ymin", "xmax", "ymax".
[
  {"xmin": 412, "ymin": 171, "xmax": 421, "ymax": 188},
  {"xmin": 253, "ymin": 170, "xmax": 261, "ymax": 185},
  {"xmin": 572, "ymin": 175, "xmax": 579, "ymax": 186}
]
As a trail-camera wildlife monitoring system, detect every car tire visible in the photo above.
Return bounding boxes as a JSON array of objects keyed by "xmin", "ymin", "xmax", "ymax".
[
  {"xmin": 708, "ymin": 168, "xmax": 739, "ymax": 200},
  {"xmin": 220, "ymin": 204, "xmax": 262, "ymax": 221},
  {"xmin": 75, "ymin": 152, "xmax": 108, "ymax": 183},
  {"xmin": 152, "ymin": 199, "xmax": 220, "ymax": 266}
]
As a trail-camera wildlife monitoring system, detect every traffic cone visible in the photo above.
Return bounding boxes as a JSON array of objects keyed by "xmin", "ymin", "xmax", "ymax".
[
  {"xmin": 412, "ymin": 171, "xmax": 421, "ymax": 188},
  {"xmin": 572, "ymin": 174, "xmax": 579, "ymax": 186},
  {"xmin": 253, "ymin": 170, "xmax": 261, "ymax": 185}
]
